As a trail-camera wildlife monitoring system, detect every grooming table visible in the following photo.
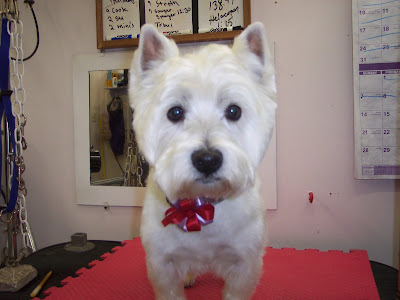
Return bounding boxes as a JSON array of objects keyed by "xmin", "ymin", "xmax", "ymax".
[{"xmin": 39, "ymin": 238, "xmax": 379, "ymax": 299}]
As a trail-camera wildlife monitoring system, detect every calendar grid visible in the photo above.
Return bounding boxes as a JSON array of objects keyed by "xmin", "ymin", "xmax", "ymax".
[{"xmin": 353, "ymin": 0, "xmax": 400, "ymax": 178}]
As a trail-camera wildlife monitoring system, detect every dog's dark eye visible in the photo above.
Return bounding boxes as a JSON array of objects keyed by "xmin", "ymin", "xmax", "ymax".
[
  {"xmin": 167, "ymin": 106, "xmax": 185, "ymax": 122},
  {"xmin": 225, "ymin": 104, "xmax": 241, "ymax": 121}
]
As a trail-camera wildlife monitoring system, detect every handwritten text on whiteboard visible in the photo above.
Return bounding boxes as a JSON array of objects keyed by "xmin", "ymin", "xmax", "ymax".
[
  {"xmin": 198, "ymin": 0, "xmax": 244, "ymax": 31},
  {"xmin": 145, "ymin": 0, "xmax": 193, "ymax": 35},
  {"xmin": 103, "ymin": 0, "xmax": 140, "ymax": 40}
]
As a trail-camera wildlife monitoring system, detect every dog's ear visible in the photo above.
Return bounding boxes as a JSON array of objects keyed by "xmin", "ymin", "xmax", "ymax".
[
  {"xmin": 137, "ymin": 24, "xmax": 179, "ymax": 72},
  {"xmin": 232, "ymin": 22, "xmax": 272, "ymax": 78}
]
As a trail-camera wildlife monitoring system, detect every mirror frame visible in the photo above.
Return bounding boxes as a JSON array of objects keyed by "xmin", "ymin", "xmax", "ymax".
[{"xmin": 73, "ymin": 52, "xmax": 145, "ymax": 206}]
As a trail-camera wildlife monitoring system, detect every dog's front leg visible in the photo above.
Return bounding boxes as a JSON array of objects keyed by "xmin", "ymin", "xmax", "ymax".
[
  {"xmin": 146, "ymin": 259, "xmax": 186, "ymax": 300},
  {"xmin": 222, "ymin": 257, "xmax": 263, "ymax": 300}
]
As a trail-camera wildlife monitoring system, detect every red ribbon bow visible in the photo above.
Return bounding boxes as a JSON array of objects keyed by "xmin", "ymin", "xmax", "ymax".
[{"xmin": 162, "ymin": 199, "xmax": 215, "ymax": 232}]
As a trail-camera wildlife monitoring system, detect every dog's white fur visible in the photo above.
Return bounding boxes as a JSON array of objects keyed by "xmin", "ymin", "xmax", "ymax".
[{"xmin": 129, "ymin": 23, "xmax": 276, "ymax": 300}]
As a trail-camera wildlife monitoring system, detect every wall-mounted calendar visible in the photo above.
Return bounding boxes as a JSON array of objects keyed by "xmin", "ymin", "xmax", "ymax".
[{"xmin": 353, "ymin": 0, "xmax": 400, "ymax": 179}]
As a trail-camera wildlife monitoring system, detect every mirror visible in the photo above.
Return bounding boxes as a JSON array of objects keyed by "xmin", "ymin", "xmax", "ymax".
[
  {"xmin": 89, "ymin": 69, "xmax": 149, "ymax": 186},
  {"xmin": 73, "ymin": 52, "xmax": 146, "ymax": 207}
]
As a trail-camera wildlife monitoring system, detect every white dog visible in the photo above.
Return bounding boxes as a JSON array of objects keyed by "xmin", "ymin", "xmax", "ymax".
[{"xmin": 129, "ymin": 22, "xmax": 276, "ymax": 300}]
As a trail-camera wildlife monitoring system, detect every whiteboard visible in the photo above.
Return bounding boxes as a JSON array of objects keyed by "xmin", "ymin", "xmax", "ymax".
[
  {"xmin": 102, "ymin": 0, "xmax": 140, "ymax": 41},
  {"xmin": 144, "ymin": 0, "xmax": 193, "ymax": 35},
  {"xmin": 198, "ymin": 0, "xmax": 244, "ymax": 32},
  {"xmin": 353, "ymin": 0, "xmax": 400, "ymax": 179}
]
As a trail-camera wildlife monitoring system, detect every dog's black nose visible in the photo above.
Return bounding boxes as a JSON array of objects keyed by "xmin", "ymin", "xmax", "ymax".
[{"xmin": 191, "ymin": 149, "xmax": 223, "ymax": 177}]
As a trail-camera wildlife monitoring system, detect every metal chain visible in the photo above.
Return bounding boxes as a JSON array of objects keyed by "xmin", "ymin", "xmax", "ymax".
[
  {"xmin": 135, "ymin": 149, "xmax": 143, "ymax": 187},
  {"xmin": 123, "ymin": 136, "xmax": 134, "ymax": 186},
  {"xmin": 1, "ymin": 0, "xmax": 19, "ymax": 20},
  {"xmin": 124, "ymin": 130, "xmax": 143, "ymax": 187},
  {"xmin": 124, "ymin": 110, "xmax": 143, "ymax": 187},
  {"xmin": 7, "ymin": 14, "xmax": 36, "ymax": 254},
  {"xmin": 131, "ymin": 139, "xmax": 140, "ymax": 186},
  {"xmin": 136, "ymin": 155, "xmax": 143, "ymax": 187}
]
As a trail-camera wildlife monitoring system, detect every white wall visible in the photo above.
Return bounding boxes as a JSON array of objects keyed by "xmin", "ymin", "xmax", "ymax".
[{"xmin": 9, "ymin": 0, "xmax": 399, "ymax": 268}]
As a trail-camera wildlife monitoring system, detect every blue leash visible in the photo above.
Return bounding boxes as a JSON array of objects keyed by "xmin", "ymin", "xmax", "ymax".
[{"xmin": 1, "ymin": 18, "xmax": 19, "ymax": 214}]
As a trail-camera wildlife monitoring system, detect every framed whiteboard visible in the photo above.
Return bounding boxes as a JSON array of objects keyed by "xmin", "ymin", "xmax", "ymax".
[{"xmin": 96, "ymin": 0, "xmax": 251, "ymax": 49}]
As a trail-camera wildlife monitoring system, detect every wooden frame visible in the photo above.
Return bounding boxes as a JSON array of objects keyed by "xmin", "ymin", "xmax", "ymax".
[{"xmin": 96, "ymin": 0, "xmax": 251, "ymax": 49}]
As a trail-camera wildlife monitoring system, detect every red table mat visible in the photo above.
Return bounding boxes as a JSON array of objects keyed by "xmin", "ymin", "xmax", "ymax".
[{"xmin": 40, "ymin": 238, "xmax": 379, "ymax": 299}]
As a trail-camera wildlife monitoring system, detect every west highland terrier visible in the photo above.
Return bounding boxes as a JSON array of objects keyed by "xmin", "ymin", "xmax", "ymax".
[{"xmin": 129, "ymin": 22, "xmax": 277, "ymax": 300}]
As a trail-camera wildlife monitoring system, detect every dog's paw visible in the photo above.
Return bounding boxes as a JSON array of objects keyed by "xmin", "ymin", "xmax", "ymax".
[{"xmin": 184, "ymin": 274, "xmax": 196, "ymax": 288}]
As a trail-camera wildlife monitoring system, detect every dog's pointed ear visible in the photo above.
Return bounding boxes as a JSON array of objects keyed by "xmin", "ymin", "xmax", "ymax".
[
  {"xmin": 137, "ymin": 24, "xmax": 179, "ymax": 72},
  {"xmin": 233, "ymin": 22, "xmax": 272, "ymax": 78}
]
